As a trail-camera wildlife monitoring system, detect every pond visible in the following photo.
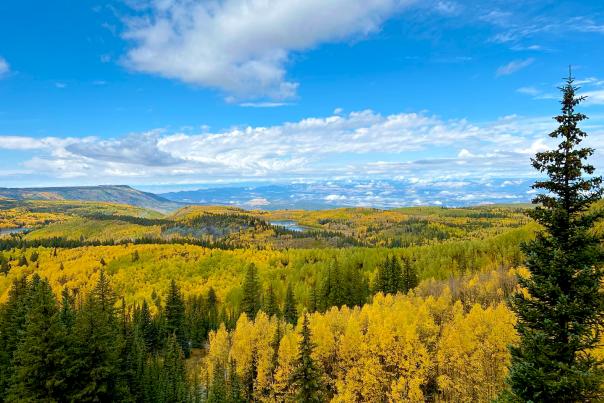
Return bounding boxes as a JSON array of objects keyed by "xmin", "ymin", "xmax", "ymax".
[
  {"xmin": 0, "ymin": 228, "xmax": 30, "ymax": 236},
  {"xmin": 269, "ymin": 220, "xmax": 307, "ymax": 232}
]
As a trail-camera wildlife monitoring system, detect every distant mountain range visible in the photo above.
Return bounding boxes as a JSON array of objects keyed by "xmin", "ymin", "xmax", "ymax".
[
  {"xmin": 158, "ymin": 178, "xmax": 535, "ymax": 210},
  {"xmin": 0, "ymin": 185, "xmax": 181, "ymax": 213},
  {"xmin": 0, "ymin": 178, "xmax": 535, "ymax": 213}
]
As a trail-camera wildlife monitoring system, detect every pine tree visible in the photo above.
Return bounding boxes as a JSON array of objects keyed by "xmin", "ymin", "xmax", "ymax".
[
  {"xmin": 0, "ymin": 277, "xmax": 31, "ymax": 395},
  {"xmin": 207, "ymin": 287, "xmax": 219, "ymax": 331},
  {"xmin": 283, "ymin": 283, "xmax": 298, "ymax": 325},
  {"xmin": 228, "ymin": 359, "xmax": 244, "ymax": 403},
  {"xmin": 70, "ymin": 270, "xmax": 126, "ymax": 402},
  {"xmin": 401, "ymin": 257, "xmax": 419, "ymax": 293},
  {"xmin": 264, "ymin": 283, "xmax": 280, "ymax": 318},
  {"xmin": 270, "ymin": 323, "xmax": 282, "ymax": 378},
  {"xmin": 308, "ymin": 283, "xmax": 318, "ymax": 313},
  {"xmin": 241, "ymin": 263, "xmax": 261, "ymax": 319},
  {"xmin": 507, "ymin": 71, "xmax": 604, "ymax": 401},
  {"xmin": 162, "ymin": 334, "xmax": 189, "ymax": 403},
  {"xmin": 208, "ymin": 361, "xmax": 227, "ymax": 403},
  {"xmin": 0, "ymin": 260, "xmax": 9, "ymax": 276},
  {"xmin": 165, "ymin": 280, "xmax": 189, "ymax": 358},
  {"xmin": 291, "ymin": 314, "xmax": 323, "ymax": 403},
  {"xmin": 6, "ymin": 279, "xmax": 70, "ymax": 402},
  {"xmin": 17, "ymin": 255, "xmax": 27, "ymax": 267},
  {"xmin": 140, "ymin": 299, "xmax": 158, "ymax": 353}
]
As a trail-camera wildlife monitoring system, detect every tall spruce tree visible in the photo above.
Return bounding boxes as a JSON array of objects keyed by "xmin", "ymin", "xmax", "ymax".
[
  {"xmin": 283, "ymin": 283, "xmax": 298, "ymax": 325},
  {"xmin": 291, "ymin": 314, "xmax": 323, "ymax": 403},
  {"xmin": 71, "ymin": 270, "xmax": 127, "ymax": 402},
  {"xmin": 264, "ymin": 283, "xmax": 280, "ymax": 318},
  {"xmin": 507, "ymin": 71, "xmax": 604, "ymax": 401},
  {"xmin": 241, "ymin": 263, "xmax": 261, "ymax": 319},
  {"xmin": 401, "ymin": 257, "xmax": 419, "ymax": 293},
  {"xmin": 165, "ymin": 280, "xmax": 189, "ymax": 358},
  {"xmin": 7, "ymin": 279, "xmax": 70, "ymax": 402}
]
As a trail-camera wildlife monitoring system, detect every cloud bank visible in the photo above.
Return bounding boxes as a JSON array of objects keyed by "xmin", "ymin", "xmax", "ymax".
[{"xmin": 4, "ymin": 108, "xmax": 602, "ymax": 189}]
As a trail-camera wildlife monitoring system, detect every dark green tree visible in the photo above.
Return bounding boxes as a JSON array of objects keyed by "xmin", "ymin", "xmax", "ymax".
[
  {"xmin": 507, "ymin": 71, "xmax": 604, "ymax": 402},
  {"xmin": 283, "ymin": 283, "xmax": 298, "ymax": 325},
  {"xmin": 165, "ymin": 280, "xmax": 189, "ymax": 358},
  {"xmin": 241, "ymin": 263, "xmax": 261, "ymax": 319},
  {"xmin": 17, "ymin": 255, "xmax": 27, "ymax": 267},
  {"xmin": 70, "ymin": 270, "xmax": 127, "ymax": 402},
  {"xmin": 264, "ymin": 283, "xmax": 280, "ymax": 318},
  {"xmin": 208, "ymin": 361, "xmax": 227, "ymax": 403},
  {"xmin": 0, "ymin": 259, "xmax": 9, "ymax": 276},
  {"xmin": 291, "ymin": 314, "xmax": 323, "ymax": 403},
  {"xmin": 162, "ymin": 334, "xmax": 189, "ymax": 403},
  {"xmin": 6, "ymin": 279, "xmax": 70, "ymax": 402},
  {"xmin": 401, "ymin": 257, "xmax": 419, "ymax": 293},
  {"xmin": 0, "ymin": 277, "xmax": 32, "ymax": 395}
]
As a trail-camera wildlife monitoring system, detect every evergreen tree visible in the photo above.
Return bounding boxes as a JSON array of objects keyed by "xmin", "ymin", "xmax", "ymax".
[
  {"xmin": 162, "ymin": 334, "xmax": 189, "ymax": 403},
  {"xmin": 140, "ymin": 299, "xmax": 158, "ymax": 353},
  {"xmin": 308, "ymin": 283, "xmax": 318, "ymax": 313},
  {"xmin": 208, "ymin": 362, "xmax": 227, "ymax": 403},
  {"xmin": 29, "ymin": 251, "xmax": 39, "ymax": 262},
  {"xmin": 123, "ymin": 326, "xmax": 147, "ymax": 402},
  {"xmin": 6, "ymin": 279, "xmax": 70, "ymax": 402},
  {"xmin": 165, "ymin": 280, "xmax": 189, "ymax": 358},
  {"xmin": 264, "ymin": 283, "xmax": 280, "ymax": 318},
  {"xmin": 59, "ymin": 287, "xmax": 76, "ymax": 329},
  {"xmin": 507, "ymin": 71, "xmax": 604, "ymax": 401},
  {"xmin": 0, "ymin": 260, "xmax": 9, "ymax": 276},
  {"xmin": 207, "ymin": 287, "xmax": 219, "ymax": 331},
  {"xmin": 241, "ymin": 263, "xmax": 261, "ymax": 319},
  {"xmin": 374, "ymin": 256, "xmax": 402, "ymax": 295},
  {"xmin": 17, "ymin": 255, "xmax": 27, "ymax": 267},
  {"xmin": 228, "ymin": 359, "xmax": 244, "ymax": 403},
  {"xmin": 70, "ymin": 270, "xmax": 127, "ymax": 402},
  {"xmin": 283, "ymin": 283, "xmax": 298, "ymax": 325},
  {"xmin": 291, "ymin": 314, "xmax": 323, "ymax": 403},
  {"xmin": 0, "ymin": 277, "xmax": 31, "ymax": 395},
  {"xmin": 401, "ymin": 257, "xmax": 419, "ymax": 293}
]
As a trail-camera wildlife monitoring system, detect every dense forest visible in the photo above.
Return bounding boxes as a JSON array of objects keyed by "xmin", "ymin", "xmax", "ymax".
[{"xmin": 0, "ymin": 78, "xmax": 602, "ymax": 402}]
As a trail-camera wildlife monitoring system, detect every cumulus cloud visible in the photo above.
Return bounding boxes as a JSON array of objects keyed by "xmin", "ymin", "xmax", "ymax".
[
  {"xmin": 65, "ymin": 131, "xmax": 182, "ymax": 167},
  {"xmin": 122, "ymin": 0, "xmax": 415, "ymax": 99},
  {"xmin": 496, "ymin": 58, "xmax": 534, "ymax": 76}
]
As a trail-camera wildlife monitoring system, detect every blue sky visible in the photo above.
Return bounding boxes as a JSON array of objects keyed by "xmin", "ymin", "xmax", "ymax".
[{"xmin": 0, "ymin": 0, "xmax": 603, "ymax": 199}]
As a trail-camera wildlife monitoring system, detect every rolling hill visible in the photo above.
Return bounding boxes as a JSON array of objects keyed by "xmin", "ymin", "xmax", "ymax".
[{"xmin": 0, "ymin": 185, "xmax": 181, "ymax": 213}]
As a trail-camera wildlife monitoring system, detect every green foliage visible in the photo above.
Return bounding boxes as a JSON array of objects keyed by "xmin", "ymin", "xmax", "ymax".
[
  {"xmin": 165, "ymin": 280, "xmax": 189, "ymax": 358},
  {"xmin": 283, "ymin": 283, "xmax": 298, "ymax": 325},
  {"xmin": 241, "ymin": 263, "xmax": 261, "ymax": 319},
  {"xmin": 291, "ymin": 314, "xmax": 324, "ymax": 402},
  {"xmin": 264, "ymin": 283, "xmax": 280, "ymax": 318},
  {"xmin": 508, "ymin": 72, "xmax": 604, "ymax": 401},
  {"xmin": 6, "ymin": 278, "xmax": 69, "ymax": 402}
]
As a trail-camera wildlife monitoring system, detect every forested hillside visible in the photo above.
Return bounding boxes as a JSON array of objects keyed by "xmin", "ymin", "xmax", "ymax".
[{"xmin": 0, "ymin": 196, "xmax": 600, "ymax": 401}]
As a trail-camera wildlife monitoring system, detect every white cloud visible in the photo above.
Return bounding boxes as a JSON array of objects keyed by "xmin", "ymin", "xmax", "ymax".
[
  {"xmin": 239, "ymin": 102, "xmax": 290, "ymax": 108},
  {"xmin": 0, "ymin": 57, "xmax": 9, "ymax": 77},
  {"xmin": 584, "ymin": 90, "xmax": 604, "ymax": 105},
  {"xmin": 496, "ymin": 58, "xmax": 534, "ymax": 76},
  {"xmin": 325, "ymin": 194, "xmax": 347, "ymax": 201},
  {"xmin": 246, "ymin": 198, "xmax": 270, "ymax": 206},
  {"xmin": 123, "ymin": 0, "xmax": 415, "ymax": 99},
  {"xmin": 4, "ymin": 108, "xmax": 603, "ymax": 187},
  {"xmin": 516, "ymin": 86, "xmax": 539, "ymax": 96}
]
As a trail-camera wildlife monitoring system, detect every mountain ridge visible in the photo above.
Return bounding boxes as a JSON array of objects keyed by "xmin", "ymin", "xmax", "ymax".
[{"xmin": 0, "ymin": 185, "xmax": 181, "ymax": 213}]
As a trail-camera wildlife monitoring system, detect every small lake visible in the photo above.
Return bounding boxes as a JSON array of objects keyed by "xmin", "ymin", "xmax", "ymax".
[
  {"xmin": 270, "ymin": 220, "xmax": 307, "ymax": 232},
  {"xmin": 0, "ymin": 228, "xmax": 29, "ymax": 235}
]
